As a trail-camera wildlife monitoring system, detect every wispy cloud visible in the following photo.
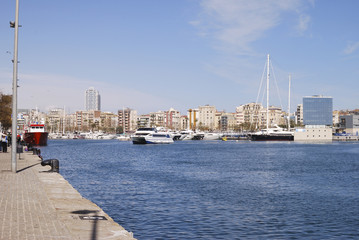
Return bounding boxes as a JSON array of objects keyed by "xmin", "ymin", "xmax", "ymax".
[
  {"xmin": 193, "ymin": 0, "xmax": 313, "ymax": 55},
  {"xmin": 296, "ymin": 14, "xmax": 311, "ymax": 34},
  {"xmin": 343, "ymin": 41, "xmax": 359, "ymax": 55}
]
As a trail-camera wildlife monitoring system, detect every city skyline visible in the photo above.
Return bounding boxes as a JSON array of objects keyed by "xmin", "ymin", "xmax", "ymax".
[{"xmin": 1, "ymin": 1, "xmax": 359, "ymax": 114}]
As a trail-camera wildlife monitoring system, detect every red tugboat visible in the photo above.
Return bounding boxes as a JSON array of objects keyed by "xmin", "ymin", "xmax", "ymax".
[{"xmin": 24, "ymin": 123, "xmax": 49, "ymax": 146}]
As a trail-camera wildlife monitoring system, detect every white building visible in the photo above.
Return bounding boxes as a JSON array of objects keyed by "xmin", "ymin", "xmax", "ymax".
[
  {"xmin": 165, "ymin": 108, "xmax": 181, "ymax": 130},
  {"xmin": 137, "ymin": 115, "xmax": 150, "ymax": 128},
  {"xmin": 236, "ymin": 103, "xmax": 264, "ymax": 127},
  {"xmin": 220, "ymin": 113, "xmax": 236, "ymax": 131},
  {"xmin": 294, "ymin": 125, "xmax": 332, "ymax": 141},
  {"xmin": 180, "ymin": 115, "xmax": 188, "ymax": 130},
  {"xmin": 47, "ymin": 108, "xmax": 66, "ymax": 133},
  {"xmin": 85, "ymin": 87, "xmax": 101, "ymax": 111},
  {"xmin": 198, "ymin": 105, "xmax": 217, "ymax": 130},
  {"xmin": 149, "ymin": 111, "xmax": 165, "ymax": 128}
]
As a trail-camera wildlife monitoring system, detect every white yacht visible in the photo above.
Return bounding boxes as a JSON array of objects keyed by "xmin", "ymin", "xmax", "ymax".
[
  {"xmin": 179, "ymin": 130, "xmax": 194, "ymax": 140},
  {"xmin": 178, "ymin": 130, "xmax": 205, "ymax": 140},
  {"xmin": 117, "ymin": 135, "xmax": 131, "ymax": 141},
  {"xmin": 203, "ymin": 132, "xmax": 222, "ymax": 140},
  {"xmin": 131, "ymin": 128, "xmax": 157, "ymax": 144},
  {"xmin": 145, "ymin": 132, "xmax": 174, "ymax": 144}
]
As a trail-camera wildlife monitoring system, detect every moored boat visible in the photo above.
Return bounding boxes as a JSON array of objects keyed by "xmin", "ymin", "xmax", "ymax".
[
  {"xmin": 250, "ymin": 54, "xmax": 294, "ymax": 141},
  {"xmin": 131, "ymin": 128, "xmax": 157, "ymax": 144},
  {"xmin": 203, "ymin": 132, "xmax": 222, "ymax": 140},
  {"xmin": 24, "ymin": 123, "xmax": 49, "ymax": 146},
  {"xmin": 249, "ymin": 126, "xmax": 294, "ymax": 141}
]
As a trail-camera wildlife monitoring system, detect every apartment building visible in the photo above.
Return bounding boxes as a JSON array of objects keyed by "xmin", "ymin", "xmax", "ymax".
[
  {"xmin": 164, "ymin": 108, "xmax": 181, "ymax": 130},
  {"xmin": 198, "ymin": 105, "xmax": 216, "ymax": 130},
  {"xmin": 118, "ymin": 108, "xmax": 137, "ymax": 132}
]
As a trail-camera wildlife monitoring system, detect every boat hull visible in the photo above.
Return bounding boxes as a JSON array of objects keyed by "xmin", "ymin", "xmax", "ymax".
[
  {"xmin": 24, "ymin": 132, "xmax": 49, "ymax": 146},
  {"xmin": 145, "ymin": 137, "xmax": 174, "ymax": 144},
  {"xmin": 250, "ymin": 134, "xmax": 294, "ymax": 141},
  {"xmin": 131, "ymin": 136, "xmax": 147, "ymax": 144}
]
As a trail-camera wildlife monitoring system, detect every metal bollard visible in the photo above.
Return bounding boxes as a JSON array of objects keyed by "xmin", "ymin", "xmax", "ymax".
[
  {"xmin": 16, "ymin": 145, "xmax": 23, "ymax": 153},
  {"xmin": 41, "ymin": 159, "xmax": 60, "ymax": 173}
]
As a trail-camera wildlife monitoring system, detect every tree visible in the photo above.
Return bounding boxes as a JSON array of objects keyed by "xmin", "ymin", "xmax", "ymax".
[
  {"xmin": 117, "ymin": 126, "xmax": 124, "ymax": 134},
  {"xmin": 0, "ymin": 93, "xmax": 12, "ymax": 130}
]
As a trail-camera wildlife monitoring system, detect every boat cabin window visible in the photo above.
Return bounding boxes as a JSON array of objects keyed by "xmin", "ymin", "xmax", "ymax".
[{"xmin": 153, "ymin": 134, "xmax": 167, "ymax": 137}]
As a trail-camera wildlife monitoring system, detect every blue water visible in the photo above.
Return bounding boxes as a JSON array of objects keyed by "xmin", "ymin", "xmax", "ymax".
[{"xmin": 40, "ymin": 140, "xmax": 359, "ymax": 239}]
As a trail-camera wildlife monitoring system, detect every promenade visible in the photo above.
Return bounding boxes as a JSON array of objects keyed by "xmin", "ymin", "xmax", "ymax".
[{"xmin": 0, "ymin": 148, "xmax": 136, "ymax": 240}]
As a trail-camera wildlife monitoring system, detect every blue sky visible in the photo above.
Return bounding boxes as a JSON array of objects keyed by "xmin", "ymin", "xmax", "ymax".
[{"xmin": 1, "ymin": 0, "xmax": 359, "ymax": 114}]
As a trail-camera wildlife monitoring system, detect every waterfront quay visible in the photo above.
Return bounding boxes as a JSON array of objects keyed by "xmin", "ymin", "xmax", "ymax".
[{"xmin": 0, "ymin": 149, "xmax": 135, "ymax": 240}]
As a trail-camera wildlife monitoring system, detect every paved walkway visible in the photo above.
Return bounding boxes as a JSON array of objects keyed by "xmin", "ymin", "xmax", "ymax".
[{"xmin": 0, "ymin": 148, "xmax": 136, "ymax": 240}]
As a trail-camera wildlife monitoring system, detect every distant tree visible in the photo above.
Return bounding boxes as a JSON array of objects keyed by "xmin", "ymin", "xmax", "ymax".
[
  {"xmin": 106, "ymin": 127, "xmax": 116, "ymax": 133},
  {"xmin": 198, "ymin": 124, "xmax": 209, "ymax": 131},
  {"xmin": 117, "ymin": 126, "xmax": 124, "ymax": 134},
  {"xmin": 0, "ymin": 93, "xmax": 12, "ymax": 130}
]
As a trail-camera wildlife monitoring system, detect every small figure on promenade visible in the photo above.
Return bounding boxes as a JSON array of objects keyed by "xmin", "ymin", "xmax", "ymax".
[
  {"xmin": 8, "ymin": 133, "xmax": 12, "ymax": 147},
  {"xmin": 1, "ymin": 135, "xmax": 8, "ymax": 153},
  {"xmin": 17, "ymin": 134, "xmax": 21, "ymax": 144}
]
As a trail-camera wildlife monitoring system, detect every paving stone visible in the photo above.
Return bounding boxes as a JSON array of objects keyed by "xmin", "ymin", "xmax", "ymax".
[{"xmin": 0, "ymin": 149, "xmax": 135, "ymax": 240}]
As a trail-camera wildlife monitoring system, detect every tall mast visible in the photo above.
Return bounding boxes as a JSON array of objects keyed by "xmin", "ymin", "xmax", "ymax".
[
  {"xmin": 266, "ymin": 54, "xmax": 270, "ymax": 132},
  {"xmin": 123, "ymin": 106, "xmax": 125, "ymax": 134},
  {"xmin": 63, "ymin": 106, "xmax": 66, "ymax": 134},
  {"xmin": 288, "ymin": 75, "xmax": 291, "ymax": 130}
]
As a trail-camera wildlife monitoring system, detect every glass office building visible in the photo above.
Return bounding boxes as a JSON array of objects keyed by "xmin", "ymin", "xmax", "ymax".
[{"xmin": 303, "ymin": 96, "xmax": 333, "ymax": 126}]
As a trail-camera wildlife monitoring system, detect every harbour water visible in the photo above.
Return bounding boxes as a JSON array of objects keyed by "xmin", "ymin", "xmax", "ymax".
[{"xmin": 40, "ymin": 140, "xmax": 359, "ymax": 239}]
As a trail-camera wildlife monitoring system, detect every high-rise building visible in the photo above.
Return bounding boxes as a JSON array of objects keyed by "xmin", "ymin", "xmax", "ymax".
[
  {"xmin": 85, "ymin": 87, "xmax": 101, "ymax": 111},
  {"xmin": 303, "ymin": 95, "xmax": 333, "ymax": 126}
]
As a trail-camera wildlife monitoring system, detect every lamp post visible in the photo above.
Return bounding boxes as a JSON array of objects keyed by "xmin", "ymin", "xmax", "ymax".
[{"xmin": 11, "ymin": 0, "xmax": 20, "ymax": 173}]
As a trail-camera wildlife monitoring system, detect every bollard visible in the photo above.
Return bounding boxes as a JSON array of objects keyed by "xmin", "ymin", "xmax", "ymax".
[
  {"xmin": 33, "ymin": 147, "xmax": 38, "ymax": 155},
  {"xmin": 16, "ymin": 145, "xmax": 23, "ymax": 153},
  {"xmin": 41, "ymin": 159, "xmax": 60, "ymax": 173}
]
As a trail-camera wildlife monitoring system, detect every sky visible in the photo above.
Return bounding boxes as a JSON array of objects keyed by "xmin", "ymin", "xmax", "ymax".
[{"xmin": 1, "ymin": 0, "xmax": 359, "ymax": 115}]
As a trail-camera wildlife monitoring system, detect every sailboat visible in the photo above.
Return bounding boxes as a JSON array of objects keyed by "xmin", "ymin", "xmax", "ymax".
[{"xmin": 250, "ymin": 54, "xmax": 294, "ymax": 141}]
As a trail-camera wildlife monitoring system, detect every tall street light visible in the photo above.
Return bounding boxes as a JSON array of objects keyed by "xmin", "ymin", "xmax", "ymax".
[{"xmin": 11, "ymin": 0, "xmax": 20, "ymax": 173}]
